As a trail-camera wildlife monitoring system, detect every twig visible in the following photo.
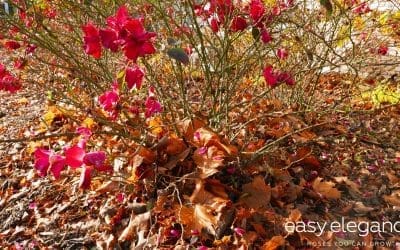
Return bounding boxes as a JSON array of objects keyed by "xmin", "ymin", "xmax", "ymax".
[{"xmin": 0, "ymin": 132, "xmax": 77, "ymax": 143}]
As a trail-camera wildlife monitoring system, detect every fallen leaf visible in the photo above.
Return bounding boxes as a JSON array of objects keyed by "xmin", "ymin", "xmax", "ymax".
[
  {"xmin": 193, "ymin": 146, "xmax": 225, "ymax": 178},
  {"xmin": 312, "ymin": 177, "xmax": 341, "ymax": 199},
  {"xmin": 383, "ymin": 190, "xmax": 400, "ymax": 207},
  {"xmin": 165, "ymin": 137, "xmax": 187, "ymax": 155},
  {"xmin": 118, "ymin": 211, "xmax": 151, "ymax": 242},
  {"xmin": 261, "ymin": 235, "xmax": 285, "ymax": 250},
  {"xmin": 240, "ymin": 175, "xmax": 271, "ymax": 209},
  {"xmin": 96, "ymin": 181, "xmax": 120, "ymax": 194},
  {"xmin": 148, "ymin": 116, "xmax": 164, "ymax": 137},
  {"xmin": 352, "ymin": 202, "xmax": 376, "ymax": 214},
  {"xmin": 190, "ymin": 180, "xmax": 229, "ymax": 209},
  {"xmin": 334, "ymin": 177, "xmax": 361, "ymax": 194},
  {"xmin": 163, "ymin": 148, "xmax": 190, "ymax": 170},
  {"xmin": 288, "ymin": 209, "xmax": 302, "ymax": 222},
  {"xmin": 137, "ymin": 146, "xmax": 156, "ymax": 164},
  {"xmin": 179, "ymin": 204, "xmax": 218, "ymax": 236},
  {"xmin": 179, "ymin": 118, "xmax": 206, "ymax": 142}
]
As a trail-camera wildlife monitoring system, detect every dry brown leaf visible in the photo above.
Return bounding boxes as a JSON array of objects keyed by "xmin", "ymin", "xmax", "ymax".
[
  {"xmin": 292, "ymin": 130, "xmax": 317, "ymax": 143},
  {"xmin": 386, "ymin": 171, "xmax": 399, "ymax": 186},
  {"xmin": 179, "ymin": 204, "xmax": 218, "ymax": 236},
  {"xmin": 193, "ymin": 127, "xmax": 238, "ymax": 156},
  {"xmin": 179, "ymin": 118, "xmax": 206, "ymax": 142},
  {"xmin": 240, "ymin": 176, "xmax": 271, "ymax": 209},
  {"xmin": 265, "ymin": 117, "xmax": 291, "ymax": 138},
  {"xmin": 312, "ymin": 177, "xmax": 341, "ymax": 199},
  {"xmin": 193, "ymin": 146, "xmax": 225, "ymax": 178},
  {"xmin": 334, "ymin": 176, "xmax": 361, "ymax": 194},
  {"xmin": 96, "ymin": 181, "xmax": 120, "ymax": 194},
  {"xmin": 289, "ymin": 147, "xmax": 321, "ymax": 168},
  {"xmin": 163, "ymin": 148, "xmax": 190, "ymax": 170},
  {"xmin": 241, "ymin": 231, "xmax": 258, "ymax": 246},
  {"xmin": 261, "ymin": 235, "xmax": 285, "ymax": 250},
  {"xmin": 118, "ymin": 211, "xmax": 151, "ymax": 242},
  {"xmin": 353, "ymin": 202, "xmax": 376, "ymax": 214},
  {"xmin": 165, "ymin": 137, "xmax": 187, "ymax": 155},
  {"xmin": 190, "ymin": 180, "xmax": 229, "ymax": 210},
  {"xmin": 383, "ymin": 190, "xmax": 400, "ymax": 207},
  {"xmin": 288, "ymin": 209, "xmax": 302, "ymax": 222},
  {"xmin": 137, "ymin": 146, "xmax": 156, "ymax": 164}
]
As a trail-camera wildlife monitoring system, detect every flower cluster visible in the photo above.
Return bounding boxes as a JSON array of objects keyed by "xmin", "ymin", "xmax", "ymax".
[
  {"xmin": 82, "ymin": 5, "xmax": 156, "ymax": 62},
  {"xmin": 0, "ymin": 63, "xmax": 21, "ymax": 93},
  {"xmin": 33, "ymin": 128, "xmax": 112, "ymax": 189},
  {"xmin": 83, "ymin": 6, "xmax": 162, "ymax": 120},
  {"xmin": 263, "ymin": 65, "xmax": 295, "ymax": 87}
]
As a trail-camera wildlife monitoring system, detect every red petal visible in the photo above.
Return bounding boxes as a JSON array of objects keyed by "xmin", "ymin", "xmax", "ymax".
[
  {"xmin": 83, "ymin": 151, "xmax": 106, "ymax": 168},
  {"xmin": 79, "ymin": 167, "xmax": 92, "ymax": 189},
  {"xmin": 99, "ymin": 28, "xmax": 119, "ymax": 52},
  {"xmin": 4, "ymin": 40, "xmax": 21, "ymax": 50},
  {"xmin": 106, "ymin": 5, "xmax": 130, "ymax": 30},
  {"xmin": 98, "ymin": 89, "xmax": 119, "ymax": 111},
  {"xmin": 249, "ymin": 0, "xmax": 265, "ymax": 24},
  {"xmin": 82, "ymin": 23, "xmax": 102, "ymax": 59},
  {"xmin": 210, "ymin": 18, "xmax": 220, "ymax": 33},
  {"xmin": 263, "ymin": 65, "xmax": 278, "ymax": 87},
  {"xmin": 34, "ymin": 148, "xmax": 51, "ymax": 176},
  {"xmin": 49, "ymin": 154, "xmax": 66, "ymax": 179},
  {"xmin": 125, "ymin": 65, "xmax": 144, "ymax": 90},
  {"xmin": 139, "ymin": 42, "xmax": 156, "ymax": 56},
  {"xmin": 145, "ymin": 96, "xmax": 162, "ymax": 118},
  {"xmin": 65, "ymin": 145, "xmax": 85, "ymax": 168},
  {"xmin": 277, "ymin": 48, "xmax": 288, "ymax": 59},
  {"xmin": 230, "ymin": 16, "xmax": 248, "ymax": 32},
  {"xmin": 95, "ymin": 164, "xmax": 113, "ymax": 173},
  {"xmin": 123, "ymin": 42, "xmax": 140, "ymax": 61},
  {"xmin": 124, "ymin": 19, "xmax": 145, "ymax": 37},
  {"xmin": 261, "ymin": 29, "xmax": 272, "ymax": 43},
  {"xmin": 76, "ymin": 127, "xmax": 92, "ymax": 139}
]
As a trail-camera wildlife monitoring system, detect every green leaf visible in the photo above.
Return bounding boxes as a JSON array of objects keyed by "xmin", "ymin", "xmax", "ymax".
[
  {"xmin": 167, "ymin": 48, "xmax": 189, "ymax": 65},
  {"xmin": 320, "ymin": 0, "xmax": 333, "ymax": 16}
]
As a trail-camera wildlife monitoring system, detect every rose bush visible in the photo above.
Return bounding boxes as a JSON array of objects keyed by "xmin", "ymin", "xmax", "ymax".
[{"xmin": 0, "ymin": 0, "xmax": 397, "ymax": 188}]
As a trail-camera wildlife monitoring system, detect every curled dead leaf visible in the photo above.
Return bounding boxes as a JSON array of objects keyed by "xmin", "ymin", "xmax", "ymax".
[
  {"xmin": 163, "ymin": 148, "xmax": 190, "ymax": 170},
  {"xmin": 190, "ymin": 180, "xmax": 230, "ymax": 209}
]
